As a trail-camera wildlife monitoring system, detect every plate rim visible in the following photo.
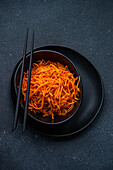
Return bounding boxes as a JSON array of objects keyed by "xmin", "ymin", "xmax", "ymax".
[{"xmin": 11, "ymin": 45, "xmax": 104, "ymax": 137}]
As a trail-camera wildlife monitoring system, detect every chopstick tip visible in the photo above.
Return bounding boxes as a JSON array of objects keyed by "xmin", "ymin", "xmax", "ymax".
[
  {"xmin": 22, "ymin": 128, "xmax": 25, "ymax": 134},
  {"xmin": 12, "ymin": 126, "xmax": 16, "ymax": 132}
]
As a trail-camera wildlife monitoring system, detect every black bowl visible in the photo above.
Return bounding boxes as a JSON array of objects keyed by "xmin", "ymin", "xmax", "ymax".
[{"xmin": 14, "ymin": 50, "xmax": 82, "ymax": 125}]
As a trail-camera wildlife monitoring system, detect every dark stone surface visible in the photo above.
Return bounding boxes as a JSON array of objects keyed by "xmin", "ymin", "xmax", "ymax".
[{"xmin": 0, "ymin": 0, "xmax": 113, "ymax": 169}]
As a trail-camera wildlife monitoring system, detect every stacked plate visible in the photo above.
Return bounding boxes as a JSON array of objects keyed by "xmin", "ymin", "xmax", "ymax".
[{"xmin": 11, "ymin": 46, "xmax": 104, "ymax": 137}]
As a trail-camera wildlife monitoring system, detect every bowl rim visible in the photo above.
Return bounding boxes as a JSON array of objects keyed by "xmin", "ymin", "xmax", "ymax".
[{"xmin": 14, "ymin": 49, "xmax": 83, "ymax": 125}]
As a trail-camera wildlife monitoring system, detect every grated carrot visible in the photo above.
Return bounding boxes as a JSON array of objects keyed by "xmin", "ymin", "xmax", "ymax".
[{"xmin": 21, "ymin": 60, "xmax": 81, "ymax": 119}]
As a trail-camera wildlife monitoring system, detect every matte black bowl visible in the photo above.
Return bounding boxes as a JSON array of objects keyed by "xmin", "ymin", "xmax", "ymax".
[{"xmin": 14, "ymin": 50, "xmax": 82, "ymax": 125}]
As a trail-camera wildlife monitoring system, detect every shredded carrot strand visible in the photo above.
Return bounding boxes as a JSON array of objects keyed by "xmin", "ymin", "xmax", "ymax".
[{"xmin": 21, "ymin": 60, "xmax": 81, "ymax": 119}]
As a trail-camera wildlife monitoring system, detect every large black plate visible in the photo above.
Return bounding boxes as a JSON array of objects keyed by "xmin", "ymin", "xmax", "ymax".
[{"xmin": 11, "ymin": 46, "xmax": 104, "ymax": 137}]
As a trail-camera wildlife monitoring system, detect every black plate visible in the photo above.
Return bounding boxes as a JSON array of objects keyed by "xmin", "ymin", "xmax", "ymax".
[{"xmin": 11, "ymin": 45, "xmax": 104, "ymax": 137}]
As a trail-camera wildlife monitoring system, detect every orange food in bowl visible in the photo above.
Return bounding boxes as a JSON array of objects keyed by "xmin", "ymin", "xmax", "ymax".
[{"xmin": 22, "ymin": 59, "xmax": 81, "ymax": 119}]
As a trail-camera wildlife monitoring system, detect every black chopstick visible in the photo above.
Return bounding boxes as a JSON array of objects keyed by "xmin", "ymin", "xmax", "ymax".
[
  {"xmin": 22, "ymin": 30, "xmax": 35, "ymax": 133},
  {"xmin": 12, "ymin": 28, "xmax": 29, "ymax": 131}
]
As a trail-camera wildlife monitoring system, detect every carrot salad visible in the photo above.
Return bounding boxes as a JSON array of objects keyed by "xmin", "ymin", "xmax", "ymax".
[{"xmin": 21, "ymin": 60, "xmax": 81, "ymax": 119}]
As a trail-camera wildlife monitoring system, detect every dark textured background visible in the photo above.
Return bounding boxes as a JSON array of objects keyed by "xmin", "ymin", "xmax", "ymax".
[{"xmin": 0, "ymin": 0, "xmax": 113, "ymax": 169}]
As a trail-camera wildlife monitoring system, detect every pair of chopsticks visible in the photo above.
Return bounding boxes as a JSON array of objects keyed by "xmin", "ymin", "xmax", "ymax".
[{"xmin": 12, "ymin": 28, "xmax": 35, "ymax": 133}]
